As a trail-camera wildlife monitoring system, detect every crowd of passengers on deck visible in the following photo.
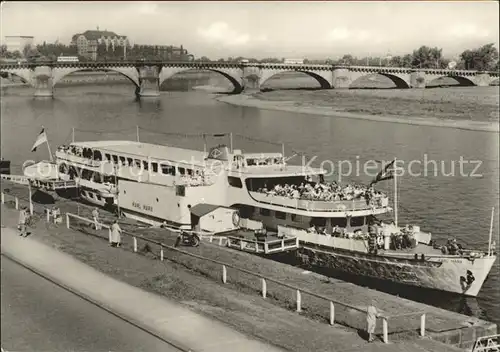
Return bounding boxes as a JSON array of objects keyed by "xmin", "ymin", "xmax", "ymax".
[
  {"xmin": 58, "ymin": 145, "xmax": 100, "ymax": 160},
  {"xmin": 257, "ymin": 180, "xmax": 387, "ymax": 204}
]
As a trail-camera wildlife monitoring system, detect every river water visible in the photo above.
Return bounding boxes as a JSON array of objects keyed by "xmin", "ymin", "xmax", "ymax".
[{"xmin": 1, "ymin": 82, "xmax": 499, "ymax": 326}]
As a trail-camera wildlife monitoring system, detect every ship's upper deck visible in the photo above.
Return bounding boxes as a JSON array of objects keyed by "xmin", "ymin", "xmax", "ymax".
[{"xmin": 62, "ymin": 140, "xmax": 326, "ymax": 177}]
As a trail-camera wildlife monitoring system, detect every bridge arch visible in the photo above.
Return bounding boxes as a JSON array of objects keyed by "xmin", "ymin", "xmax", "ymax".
[
  {"xmin": 259, "ymin": 70, "xmax": 332, "ymax": 89},
  {"xmin": 426, "ymin": 75, "xmax": 475, "ymax": 87},
  {"xmin": 0, "ymin": 68, "xmax": 33, "ymax": 86},
  {"xmin": 350, "ymin": 73, "xmax": 411, "ymax": 89},
  {"xmin": 52, "ymin": 67, "xmax": 140, "ymax": 88},
  {"xmin": 0, "ymin": 71, "xmax": 30, "ymax": 85},
  {"xmin": 159, "ymin": 67, "xmax": 243, "ymax": 93}
]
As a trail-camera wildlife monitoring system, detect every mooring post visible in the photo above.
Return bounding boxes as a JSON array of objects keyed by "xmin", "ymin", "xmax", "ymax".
[
  {"xmin": 66, "ymin": 213, "xmax": 70, "ymax": 229},
  {"xmin": 330, "ymin": 302, "xmax": 335, "ymax": 325},
  {"xmin": 296, "ymin": 290, "xmax": 302, "ymax": 312},
  {"xmin": 46, "ymin": 209, "xmax": 50, "ymax": 223},
  {"xmin": 133, "ymin": 237, "xmax": 138, "ymax": 252},
  {"xmin": 261, "ymin": 278, "xmax": 267, "ymax": 298},
  {"xmin": 108, "ymin": 228, "xmax": 112, "ymax": 243},
  {"xmin": 222, "ymin": 265, "xmax": 227, "ymax": 283},
  {"xmin": 383, "ymin": 318, "xmax": 389, "ymax": 343},
  {"xmin": 420, "ymin": 313, "xmax": 426, "ymax": 337},
  {"xmin": 160, "ymin": 246, "xmax": 164, "ymax": 261},
  {"xmin": 1, "ymin": 192, "xmax": 4, "ymax": 204},
  {"xmin": 15, "ymin": 197, "xmax": 19, "ymax": 210}
]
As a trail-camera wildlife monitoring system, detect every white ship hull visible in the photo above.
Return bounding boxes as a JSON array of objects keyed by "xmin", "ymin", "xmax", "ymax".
[{"xmin": 297, "ymin": 245, "xmax": 497, "ymax": 297}]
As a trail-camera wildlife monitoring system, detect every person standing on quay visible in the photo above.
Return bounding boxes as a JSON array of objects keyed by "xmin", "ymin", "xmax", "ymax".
[
  {"xmin": 92, "ymin": 207, "xmax": 101, "ymax": 230},
  {"xmin": 18, "ymin": 206, "xmax": 29, "ymax": 237},
  {"xmin": 110, "ymin": 220, "xmax": 122, "ymax": 247},
  {"xmin": 366, "ymin": 300, "xmax": 380, "ymax": 342}
]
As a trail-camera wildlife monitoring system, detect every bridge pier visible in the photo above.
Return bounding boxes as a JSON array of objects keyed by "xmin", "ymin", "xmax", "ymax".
[
  {"xmin": 410, "ymin": 72, "xmax": 427, "ymax": 88},
  {"xmin": 474, "ymin": 73, "xmax": 492, "ymax": 86},
  {"xmin": 33, "ymin": 66, "xmax": 54, "ymax": 98},
  {"xmin": 137, "ymin": 66, "xmax": 160, "ymax": 97},
  {"xmin": 332, "ymin": 69, "xmax": 351, "ymax": 89}
]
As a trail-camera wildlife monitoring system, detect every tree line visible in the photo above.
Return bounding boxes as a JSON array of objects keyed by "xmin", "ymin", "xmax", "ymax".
[
  {"xmin": 1, "ymin": 42, "xmax": 498, "ymax": 71},
  {"xmin": 201, "ymin": 44, "xmax": 499, "ymax": 71}
]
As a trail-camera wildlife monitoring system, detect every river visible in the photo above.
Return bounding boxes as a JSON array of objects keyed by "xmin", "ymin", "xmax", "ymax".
[{"xmin": 1, "ymin": 81, "xmax": 499, "ymax": 326}]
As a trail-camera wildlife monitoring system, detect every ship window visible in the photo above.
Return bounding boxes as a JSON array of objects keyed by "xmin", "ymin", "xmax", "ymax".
[
  {"xmin": 112, "ymin": 155, "xmax": 118, "ymax": 164},
  {"xmin": 291, "ymin": 214, "xmax": 302, "ymax": 222},
  {"xmin": 152, "ymin": 162, "xmax": 158, "ymax": 172},
  {"xmin": 127, "ymin": 157, "xmax": 133, "ymax": 165},
  {"xmin": 227, "ymin": 176, "xmax": 242, "ymax": 188},
  {"xmin": 275, "ymin": 211, "xmax": 286, "ymax": 220},
  {"xmin": 350, "ymin": 216, "xmax": 364, "ymax": 227},
  {"xmin": 93, "ymin": 173, "xmax": 102, "ymax": 183},
  {"xmin": 93, "ymin": 150, "xmax": 102, "ymax": 161},
  {"xmin": 96, "ymin": 195, "xmax": 102, "ymax": 200},
  {"xmin": 331, "ymin": 218, "xmax": 348, "ymax": 228},
  {"xmin": 119, "ymin": 156, "xmax": 126, "ymax": 165},
  {"xmin": 310, "ymin": 217, "xmax": 327, "ymax": 227},
  {"xmin": 247, "ymin": 158, "xmax": 256, "ymax": 166},
  {"xmin": 260, "ymin": 208, "xmax": 270, "ymax": 216},
  {"xmin": 142, "ymin": 160, "xmax": 149, "ymax": 170},
  {"xmin": 187, "ymin": 169, "xmax": 193, "ymax": 176},
  {"xmin": 81, "ymin": 190, "xmax": 87, "ymax": 196},
  {"xmin": 88, "ymin": 192, "xmax": 94, "ymax": 198},
  {"xmin": 178, "ymin": 167, "xmax": 185, "ymax": 175},
  {"xmin": 105, "ymin": 153, "xmax": 111, "ymax": 161},
  {"xmin": 161, "ymin": 165, "xmax": 175, "ymax": 175},
  {"xmin": 135, "ymin": 159, "xmax": 142, "ymax": 168}
]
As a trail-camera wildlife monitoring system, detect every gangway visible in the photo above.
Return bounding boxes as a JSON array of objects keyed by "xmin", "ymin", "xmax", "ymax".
[
  {"xmin": 472, "ymin": 334, "xmax": 500, "ymax": 352},
  {"xmin": 1, "ymin": 174, "xmax": 78, "ymax": 191}
]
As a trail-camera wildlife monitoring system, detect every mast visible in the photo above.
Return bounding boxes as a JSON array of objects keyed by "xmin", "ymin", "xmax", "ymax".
[
  {"xmin": 488, "ymin": 207, "xmax": 495, "ymax": 256},
  {"xmin": 45, "ymin": 127, "xmax": 54, "ymax": 162},
  {"xmin": 229, "ymin": 133, "xmax": 233, "ymax": 153},
  {"xmin": 72, "ymin": 127, "xmax": 75, "ymax": 143},
  {"xmin": 393, "ymin": 157, "xmax": 398, "ymax": 227}
]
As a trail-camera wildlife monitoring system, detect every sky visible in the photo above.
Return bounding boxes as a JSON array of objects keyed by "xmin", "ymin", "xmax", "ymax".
[{"xmin": 1, "ymin": 1, "xmax": 499, "ymax": 59}]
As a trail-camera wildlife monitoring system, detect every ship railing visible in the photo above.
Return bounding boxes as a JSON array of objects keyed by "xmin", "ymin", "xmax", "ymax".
[
  {"xmin": 471, "ymin": 334, "xmax": 500, "ymax": 352},
  {"xmin": 51, "ymin": 209, "xmax": 428, "ymax": 343},
  {"xmin": 249, "ymin": 191, "xmax": 389, "ymax": 212},
  {"xmin": 56, "ymin": 151, "xmax": 101, "ymax": 167}
]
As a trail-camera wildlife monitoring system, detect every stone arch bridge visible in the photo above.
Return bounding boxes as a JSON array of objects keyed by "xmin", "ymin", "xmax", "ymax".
[{"xmin": 0, "ymin": 61, "xmax": 497, "ymax": 97}]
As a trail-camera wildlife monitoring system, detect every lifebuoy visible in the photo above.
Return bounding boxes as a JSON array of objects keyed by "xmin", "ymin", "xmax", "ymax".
[
  {"xmin": 232, "ymin": 211, "xmax": 240, "ymax": 227},
  {"xmin": 377, "ymin": 235, "xmax": 384, "ymax": 247}
]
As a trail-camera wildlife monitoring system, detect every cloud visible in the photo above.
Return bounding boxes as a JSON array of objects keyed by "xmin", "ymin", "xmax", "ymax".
[
  {"xmin": 197, "ymin": 22, "xmax": 265, "ymax": 47},
  {"xmin": 446, "ymin": 24, "xmax": 490, "ymax": 39},
  {"xmin": 326, "ymin": 27, "xmax": 377, "ymax": 43},
  {"xmin": 136, "ymin": 2, "xmax": 158, "ymax": 15}
]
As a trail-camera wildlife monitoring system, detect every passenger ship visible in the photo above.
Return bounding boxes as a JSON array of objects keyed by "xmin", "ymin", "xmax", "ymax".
[{"xmin": 26, "ymin": 135, "xmax": 497, "ymax": 297}]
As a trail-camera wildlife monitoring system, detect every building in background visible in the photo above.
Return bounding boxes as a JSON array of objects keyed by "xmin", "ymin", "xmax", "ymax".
[
  {"xmin": 2, "ymin": 36, "xmax": 34, "ymax": 57},
  {"xmin": 71, "ymin": 27, "xmax": 129, "ymax": 60}
]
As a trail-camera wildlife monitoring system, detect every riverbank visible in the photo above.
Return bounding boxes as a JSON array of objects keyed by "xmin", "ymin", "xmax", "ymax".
[{"xmin": 217, "ymin": 91, "xmax": 500, "ymax": 133}]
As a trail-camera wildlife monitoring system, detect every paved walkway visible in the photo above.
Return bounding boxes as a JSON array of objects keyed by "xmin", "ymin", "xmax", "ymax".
[{"xmin": 1, "ymin": 227, "xmax": 286, "ymax": 352}]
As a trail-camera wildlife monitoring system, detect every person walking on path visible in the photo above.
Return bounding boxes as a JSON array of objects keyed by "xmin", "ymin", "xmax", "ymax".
[
  {"xmin": 110, "ymin": 220, "xmax": 122, "ymax": 247},
  {"xmin": 18, "ymin": 206, "xmax": 29, "ymax": 237},
  {"xmin": 92, "ymin": 207, "xmax": 101, "ymax": 230},
  {"xmin": 366, "ymin": 300, "xmax": 380, "ymax": 342}
]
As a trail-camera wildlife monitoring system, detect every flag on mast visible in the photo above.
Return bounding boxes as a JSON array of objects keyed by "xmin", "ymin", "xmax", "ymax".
[
  {"xmin": 369, "ymin": 159, "xmax": 396, "ymax": 187},
  {"xmin": 31, "ymin": 128, "xmax": 48, "ymax": 152}
]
